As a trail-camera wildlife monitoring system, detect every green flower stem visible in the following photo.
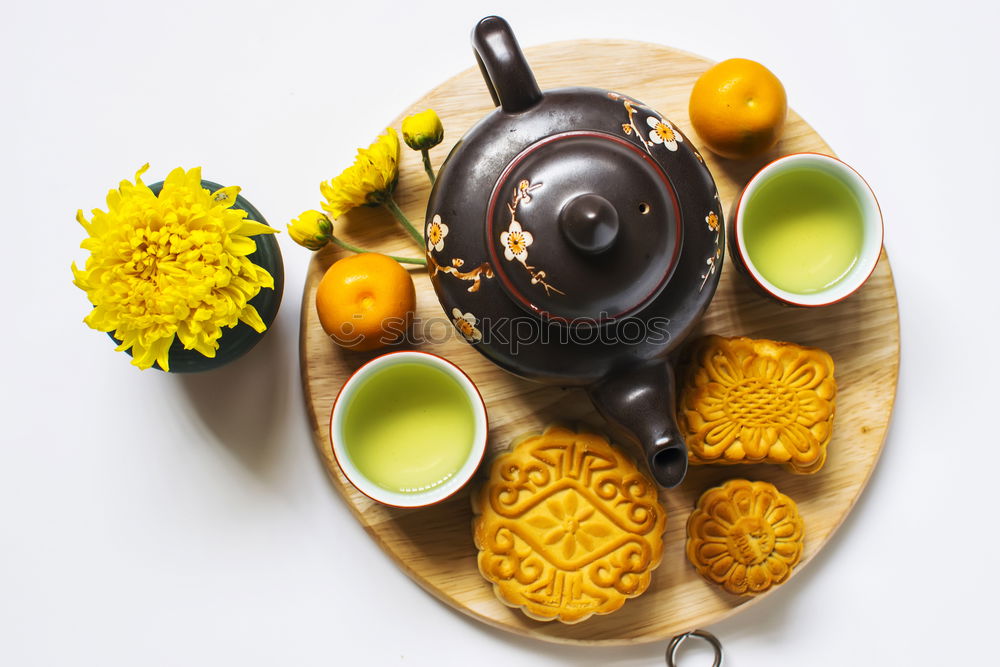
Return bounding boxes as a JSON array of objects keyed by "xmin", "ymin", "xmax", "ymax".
[
  {"xmin": 327, "ymin": 235, "xmax": 426, "ymax": 266},
  {"xmin": 384, "ymin": 197, "xmax": 425, "ymax": 249},
  {"xmin": 421, "ymin": 149, "xmax": 436, "ymax": 184}
]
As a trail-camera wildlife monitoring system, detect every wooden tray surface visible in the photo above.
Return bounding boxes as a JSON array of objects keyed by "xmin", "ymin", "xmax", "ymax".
[{"xmin": 299, "ymin": 40, "xmax": 900, "ymax": 645}]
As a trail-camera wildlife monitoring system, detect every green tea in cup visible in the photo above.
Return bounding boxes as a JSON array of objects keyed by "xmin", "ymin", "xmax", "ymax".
[
  {"xmin": 732, "ymin": 153, "xmax": 883, "ymax": 307},
  {"xmin": 343, "ymin": 361, "xmax": 475, "ymax": 494},
  {"xmin": 331, "ymin": 351, "xmax": 488, "ymax": 507}
]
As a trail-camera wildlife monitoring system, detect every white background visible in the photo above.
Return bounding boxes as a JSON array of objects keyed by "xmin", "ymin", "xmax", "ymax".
[{"xmin": 3, "ymin": 0, "xmax": 999, "ymax": 665}]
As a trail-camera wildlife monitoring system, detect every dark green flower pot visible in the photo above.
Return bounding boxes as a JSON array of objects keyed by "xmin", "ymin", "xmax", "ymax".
[{"xmin": 110, "ymin": 179, "xmax": 284, "ymax": 372}]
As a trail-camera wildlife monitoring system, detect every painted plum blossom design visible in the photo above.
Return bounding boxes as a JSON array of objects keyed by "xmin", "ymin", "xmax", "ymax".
[
  {"xmin": 647, "ymin": 116, "xmax": 683, "ymax": 152},
  {"xmin": 498, "ymin": 180, "xmax": 562, "ymax": 296},
  {"xmin": 426, "ymin": 214, "xmax": 449, "ymax": 252},
  {"xmin": 425, "ymin": 213, "xmax": 494, "ymax": 293},
  {"xmin": 500, "ymin": 220, "xmax": 533, "ymax": 262},
  {"xmin": 705, "ymin": 211, "xmax": 720, "ymax": 232},
  {"xmin": 609, "ymin": 92, "xmax": 692, "ymax": 160},
  {"xmin": 451, "ymin": 308, "xmax": 482, "ymax": 343},
  {"xmin": 701, "ymin": 210, "xmax": 722, "ymax": 290}
]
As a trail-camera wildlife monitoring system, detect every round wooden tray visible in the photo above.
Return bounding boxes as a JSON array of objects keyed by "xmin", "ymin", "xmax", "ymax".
[{"xmin": 299, "ymin": 40, "xmax": 899, "ymax": 645}]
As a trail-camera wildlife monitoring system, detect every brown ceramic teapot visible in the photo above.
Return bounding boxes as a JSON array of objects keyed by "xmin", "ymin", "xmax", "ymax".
[{"xmin": 424, "ymin": 16, "xmax": 724, "ymax": 487}]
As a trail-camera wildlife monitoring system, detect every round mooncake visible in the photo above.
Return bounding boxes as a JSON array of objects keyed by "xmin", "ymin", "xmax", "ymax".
[
  {"xmin": 679, "ymin": 335, "xmax": 837, "ymax": 474},
  {"xmin": 472, "ymin": 425, "xmax": 666, "ymax": 624},
  {"xmin": 686, "ymin": 479, "xmax": 804, "ymax": 595}
]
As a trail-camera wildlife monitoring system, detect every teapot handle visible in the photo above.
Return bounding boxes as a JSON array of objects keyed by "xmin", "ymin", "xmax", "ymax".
[
  {"xmin": 587, "ymin": 360, "xmax": 689, "ymax": 488},
  {"xmin": 472, "ymin": 16, "xmax": 542, "ymax": 114}
]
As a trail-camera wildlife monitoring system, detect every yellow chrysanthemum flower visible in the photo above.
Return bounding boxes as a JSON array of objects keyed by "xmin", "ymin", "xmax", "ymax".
[
  {"xmin": 320, "ymin": 128, "xmax": 400, "ymax": 219},
  {"xmin": 71, "ymin": 165, "xmax": 277, "ymax": 371},
  {"xmin": 401, "ymin": 109, "xmax": 444, "ymax": 151},
  {"xmin": 287, "ymin": 210, "xmax": 333, "ymax": 250}
]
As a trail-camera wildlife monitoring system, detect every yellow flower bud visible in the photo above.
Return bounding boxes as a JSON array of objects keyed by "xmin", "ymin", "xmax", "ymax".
[
  {"xmin": 402, "ymin": 109, "xmax": 444, "ymax": 151},
  {"xmin": 288, "ymin": 210, "xmax": 333, "ymax": 251}
]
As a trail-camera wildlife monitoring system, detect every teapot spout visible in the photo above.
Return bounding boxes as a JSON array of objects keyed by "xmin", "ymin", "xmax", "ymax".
[{"xmin": 587, "ymin": 361, "xmax": 688, "ymax": 488}]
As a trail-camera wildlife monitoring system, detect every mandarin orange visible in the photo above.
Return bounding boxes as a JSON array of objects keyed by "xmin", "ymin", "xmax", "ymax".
[
  {"xmin": 316, "ymin": 253, "xmax": 416, "ymax": 351},
  {"xmin": 689, "ymin": 58, "xmax": 787, "ymax": 160}
]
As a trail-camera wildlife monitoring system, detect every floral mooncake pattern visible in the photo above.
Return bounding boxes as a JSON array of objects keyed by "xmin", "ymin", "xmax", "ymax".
[
  {"xmin": 686, "ymin": 479, "xmax": 804, "ymax": 596},
  {"xmin": 472, "ymin": 425, "xmax": 666, "ymax": 624},
  {"xmin": 679, "ymin": 336, "xmax": 836, "ymax": 474}
]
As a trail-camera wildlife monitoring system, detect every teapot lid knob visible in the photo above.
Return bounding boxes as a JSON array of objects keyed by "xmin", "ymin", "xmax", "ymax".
[{"xmin": 559, "ymin": 193, "xmax": 620, "ymax": 255}]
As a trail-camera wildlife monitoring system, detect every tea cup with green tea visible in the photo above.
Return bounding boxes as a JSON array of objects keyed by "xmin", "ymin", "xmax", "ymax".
[
  {"xmin": 330, "ymin": 351, "xmax": 488, "ymax": 508},
  {"xmin": 729, "ymin": 153, "xmax": 883, "ymax": 307}
]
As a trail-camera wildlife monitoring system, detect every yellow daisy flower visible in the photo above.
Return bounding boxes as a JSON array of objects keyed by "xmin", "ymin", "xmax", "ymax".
[
  {"xmin": 320, "ymin": 128, "xmax": 400, "ymax": 219},
  {"xmin": 71, "ymin": 165, "xmax": 277, "ymax": 371}
]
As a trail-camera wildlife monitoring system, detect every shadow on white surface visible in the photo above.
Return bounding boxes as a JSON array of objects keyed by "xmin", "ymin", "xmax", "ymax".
[
  {"xmin": 710, "ymin": 430, "xmax": 891, "ymax": 649},
  {"xmin": 177, "ymin": 319, "xmax": 292, "ymax": 481}
]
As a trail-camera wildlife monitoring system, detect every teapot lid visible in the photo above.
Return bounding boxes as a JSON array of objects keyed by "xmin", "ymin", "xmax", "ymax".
[
  {"xmin": 423, "ymin": 17, "xmax": 725, "ymax": 387},
  {"xmin": 486, "ymin": 130, "xmax": 682, "ymax": 324}
]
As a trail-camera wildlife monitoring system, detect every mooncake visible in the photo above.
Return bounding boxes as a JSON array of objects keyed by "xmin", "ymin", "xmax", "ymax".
[
  {"xmin": 472, "ymin": 425, "xmax": 666, "ymax": 624},
  {"xmin": 678, "ymin": 335, "xmax": 836, "ymax": 474},
  {"xmin": 686, "ymin": 479, "xmax": 804, "ymax": 595}
]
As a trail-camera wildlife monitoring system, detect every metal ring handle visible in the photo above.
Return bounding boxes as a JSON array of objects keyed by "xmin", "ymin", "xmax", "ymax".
[{"xmin": 665, "ymin": 630, "xmax": 723, "ymax": 667}]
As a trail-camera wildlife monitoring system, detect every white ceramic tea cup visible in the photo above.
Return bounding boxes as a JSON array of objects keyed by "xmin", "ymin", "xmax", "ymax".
[
  {"xmin": 729, "ymin": 153, "xmax": 884, "ymax": 307},
  {"xmin": 329, "ymin": 351, "xmax": 488, "ymax": 508}
]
